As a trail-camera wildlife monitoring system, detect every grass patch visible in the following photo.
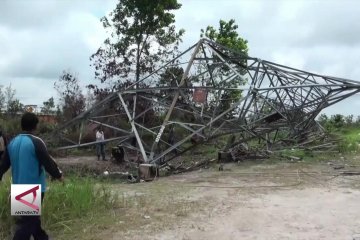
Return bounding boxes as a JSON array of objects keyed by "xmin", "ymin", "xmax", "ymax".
[
  {"xmin": 0, "ymin": 177, "xmax": 12, "ymax": 239},
  {"xmin": 280, "ymin": 149, "xmax": 311, "ymax": 159},
  {"xmin": 0, "ymin": 174, "xmax": 200, "ymax": 239},
  {"xmin": 334, "ymin": 127, "xmax": 360, "ymax": 153},
  {"xmin": 265, "ymin": 148, "xmax": 341, "ymax": 164},
  {"xmin": 0, "ymin": 176, "xmax": 119, "ymax": 239},
  {"xmin": 195, "ymin": 143, "xmax": 218, "ymax": 158},
  {"xmin": 43, "ymin": 178, "xmax": 118, "ymax": 232},
  {"xmin": 55, "ymin": 147, "xmax": 95, "ymax": 157},
  {"xmin": 104, "ymin": 180, "xmax": 199, "ymax": 236},
  {"xmin": 266, "ymin": 128, "xmax": 360, "ymax": 163}
]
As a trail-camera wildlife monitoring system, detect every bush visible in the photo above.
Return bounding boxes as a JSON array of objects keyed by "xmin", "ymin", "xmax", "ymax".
[
  {"xmin": 37, "ymin": 122, "xmax": 56, "ymax": 135},
  {"xmin": 336, "ymin": 127, "xmax": 360, "ymax": 153},
  {"xmin": 0, "ymin": 177, "xmax": 118, "ymax": 239},
  {"xmin": 0, "ymin": 117, "xmax": 21, "ymax": 137},
  {"xmin": 0, "ymin": 177, "xmax": 12, "ymax": 239}
]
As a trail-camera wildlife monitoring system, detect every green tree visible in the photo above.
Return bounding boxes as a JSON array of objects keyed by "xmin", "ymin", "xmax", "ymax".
[
  {"xmin": 41, "ymin": 97, "xmax": 55, "ymax": 114},
  {"xmin": 54, "ymin": 71, "xmax": 86, "ymax": 122},
  {"xmin": 345, "ymin": 114, "xmax": 353, "ymax": 126},
  {"xmin": 4, "ymin": 84, "xmax": 16, "ymax": 113},
  {"xmin": 330, "ymin": 114, "xmax": 345, "ymax": 129},
  {"xmin": 85, "ymin": 89, "xmax": 96, "ymax": 110},
  {"xmin": 157, "ymin": 66, "xmax": 186, "ymax": 97},
  {"xmin": 90, "ymin": 0, "xmax": 185, "ymax": 89},
  {"xmin": 317, "ymin": 114, "xmax": 328, "ymax": 126},
  {"xmin": 7, "ymin": 99, "xmax": 24, "ymax": 116},
  {"xmin": 201, "ymin": 19, "xmax": 248, "ymax": 56},
  {"xmin": 159, "ymin": 66, "xmax": 184, "ymax": 88},
  {"xmin": 0, "ymin": 85, "xmax": 5, "ymax": 113},
  {"xmin": 200, "ymin": 19, "xmax": 249, "ymax": 116}
]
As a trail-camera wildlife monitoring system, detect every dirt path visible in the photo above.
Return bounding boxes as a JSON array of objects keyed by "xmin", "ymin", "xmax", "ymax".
[
  {"xmin": 118, "ymin": 163, "xmax": 360, "ymax": 240},
  {"xmin": 153, "ymin": 187, "xmax": 360, "ymax": 240},
  {"xmin": 57, "ymin": 156, "xmax": 360, "ymax": 240}
]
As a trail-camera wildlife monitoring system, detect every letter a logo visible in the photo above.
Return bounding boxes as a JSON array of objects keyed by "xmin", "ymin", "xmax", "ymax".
[
  {"xmin": 11, "ymin": 184, "xmax": 41, "ymax": 216},
  {"xmin": 15, "ymin": 185, "xmax": 40, "ymax": 211}
]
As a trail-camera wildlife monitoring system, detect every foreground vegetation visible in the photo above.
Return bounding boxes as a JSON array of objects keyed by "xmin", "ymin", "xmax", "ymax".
[
  {"xmin": 0, "ymin": 175, "xmax": 119, "ymax": 239},
  {"xmin": 0, "ymin": 172, "xmax": 197, "ymax": 240}
]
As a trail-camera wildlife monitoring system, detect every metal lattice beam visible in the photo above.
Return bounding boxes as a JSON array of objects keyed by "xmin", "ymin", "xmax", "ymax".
[{"xmin": 50, "ymin": 38, "xmax": 360, "ymax": 166}]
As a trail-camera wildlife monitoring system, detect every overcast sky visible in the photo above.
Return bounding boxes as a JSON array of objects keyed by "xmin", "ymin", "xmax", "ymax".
[{"xmin": 1, "ymin": 0, "xmax": 360, "ymax": 116}]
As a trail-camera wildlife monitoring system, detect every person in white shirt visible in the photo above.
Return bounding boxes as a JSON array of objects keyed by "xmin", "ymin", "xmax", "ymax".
[{"xmin": 95, "ymin": 127, "xmax": 106, "ymax": 161}]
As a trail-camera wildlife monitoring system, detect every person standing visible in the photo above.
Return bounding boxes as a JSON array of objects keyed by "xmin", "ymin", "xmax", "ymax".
[
  {"xmin": 0, "ymin": 130, "xmax": 5, "ymax": 159},
  {"xmin": 0, "ymin": 112, "xmax": 63, "ymax": 240},
  {"xmin": 96, "ymin": 127, "xmax": 106, "ymax": 161}
]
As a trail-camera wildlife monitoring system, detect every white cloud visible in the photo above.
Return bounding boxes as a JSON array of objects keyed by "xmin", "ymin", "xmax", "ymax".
[
  {"xmin": 271, "ymin": 51, "xmax": 306, "ymax": 70},
  {"xmin": 0, "ymin": 0, "xmax": 116, "ymax": 106},
  {"xmin": 1, "ymin": 0, "xmax": 360, "ymax": 116}
]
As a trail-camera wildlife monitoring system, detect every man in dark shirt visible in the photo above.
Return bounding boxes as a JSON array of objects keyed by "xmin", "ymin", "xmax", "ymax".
[{"xmin": 0, "ymin": 112, "xmax": 64, "ymax": 240}]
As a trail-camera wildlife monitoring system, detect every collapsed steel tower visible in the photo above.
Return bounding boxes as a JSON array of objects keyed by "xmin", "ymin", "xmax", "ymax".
[{"xmin": 52, "ymin": 38, "xmax": 360, "ymax": 165}]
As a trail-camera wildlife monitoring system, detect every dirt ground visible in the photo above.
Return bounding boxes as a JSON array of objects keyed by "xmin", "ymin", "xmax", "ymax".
[
  {"xmin": 56, "ymin": 155, "xmax": 133, "ymax": 174},
  {"xmin": 58, "ymin": 156, "xmax": 360, "ymax": 240},
  {"xmin": 153, "ymin": 179, "xmax": 360, "ymax": 240}
]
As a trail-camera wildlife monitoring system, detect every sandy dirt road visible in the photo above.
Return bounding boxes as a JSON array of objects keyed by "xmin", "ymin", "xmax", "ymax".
[
  {"xmin": 57, "ymin": 157, "xmax": 360, "ymax": 240},
  {"xmin": 153, "ymin": 187, "xmax": 360, "ymax": 240},
  {"xmin": 119, "ymin": 163, "xmax": 360, "ymax": 240}
]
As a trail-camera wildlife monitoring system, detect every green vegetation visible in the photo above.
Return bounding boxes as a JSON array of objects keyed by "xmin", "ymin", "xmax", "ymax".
[
  {"xmin": 318, "ymin": 113, "xmax": 360, "ymax": 153},
  {"xmin": 200, "ymin": 19, "xmax": 249, "ymax": 117},
  {"xmin": 0, "ymin": 176, "xmax": 12, "ymax": 239},
  {"xmin": 0, "ymin": 174, "xmax": 198, "ymax": 240},
  {"xmin": 333, "ymin": 127, "xmax": 360, "ymax": 153},
  {"xmin": 0, "ymin": 176, "xmax": 119, "ymax": 239},
  {"xmin": 261, "ymin": 114, "xmax": 360, "ymax": 163},
  {"xmin": 90, "ymin": 0, "xmax": 185, "ymax": 87}
]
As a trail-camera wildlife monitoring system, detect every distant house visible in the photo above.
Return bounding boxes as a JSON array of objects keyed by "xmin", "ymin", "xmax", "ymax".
[
  {"xmin": 37, "ymin": 114, "xmax": 57, "ymax": 125},
  {"xmin": 23, "ymin": 105, "xmax": 58, "ymax": 124},
  {"xmin": 24, "ymin": 105, "xmax": 38, "ymax": 113}
]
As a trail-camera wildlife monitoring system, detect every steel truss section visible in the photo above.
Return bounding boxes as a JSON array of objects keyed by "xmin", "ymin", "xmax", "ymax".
[{"xmin": 50, "ymin": 38, "xmax": 360, "ymax": 166}]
